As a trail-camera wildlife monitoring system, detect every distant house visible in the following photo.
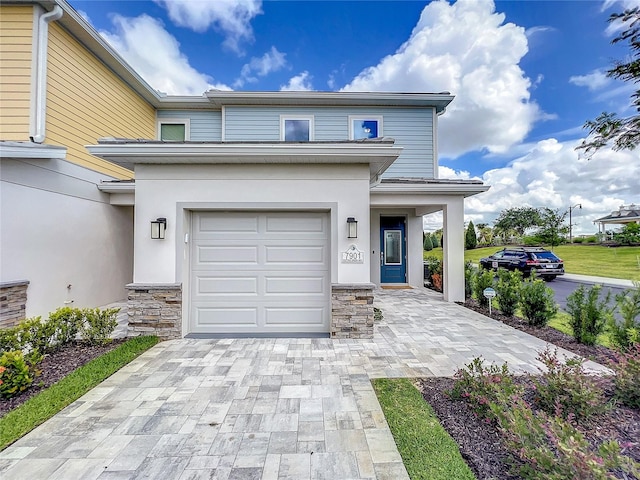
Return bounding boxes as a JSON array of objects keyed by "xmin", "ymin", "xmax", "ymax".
[
  {"xmin": 594, "ymin": 204, "xmax": 640, "ymax": 234},
  {"xmin": 1, "ymin": 0, "xmax": 489, "ymax": 338}
]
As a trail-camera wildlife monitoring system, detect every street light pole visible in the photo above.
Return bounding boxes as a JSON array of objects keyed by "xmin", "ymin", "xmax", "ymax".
[{"xmin": 569, "ymin": 203, "xmax": 582, "ymax": 243}]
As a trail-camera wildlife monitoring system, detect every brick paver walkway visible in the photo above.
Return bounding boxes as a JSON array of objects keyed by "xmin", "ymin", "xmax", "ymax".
[{"xmin": 0, "ymin": 288, "xmax": 606, "ymax": 479}]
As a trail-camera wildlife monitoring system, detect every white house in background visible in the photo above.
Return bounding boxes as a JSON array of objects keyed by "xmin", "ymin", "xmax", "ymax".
[
  {"xmin": 1, "ymin": 0, "xmax": 489, "ymax": 338},
  {"xmin": 88, "ymin": 91, "xmax": 489, "ymax": 339}
]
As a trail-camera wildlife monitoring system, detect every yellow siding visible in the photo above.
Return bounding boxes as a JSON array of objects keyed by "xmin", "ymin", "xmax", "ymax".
[
  {"xmin": 0, "ymin": 6, "xmax": 33, "ymax": 140},
  {"xmin": 46, "ymin": 23, "xmax": 155, "ymax": 179}
]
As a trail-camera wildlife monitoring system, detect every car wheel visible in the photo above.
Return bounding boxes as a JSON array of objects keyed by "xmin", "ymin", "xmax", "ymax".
[{"xmin": 542, "ymin": 275, "xmax": 556, "ymax": 282}]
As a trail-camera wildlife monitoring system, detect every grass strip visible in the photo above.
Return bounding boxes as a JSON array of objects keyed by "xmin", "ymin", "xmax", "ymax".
[
  {"xmin": 0, "ymin": 335, "xmax": 159, "ymax": 450},
  {"xmin": 372, "ymin": 378, "xmax": 476, "ymax": 480}
]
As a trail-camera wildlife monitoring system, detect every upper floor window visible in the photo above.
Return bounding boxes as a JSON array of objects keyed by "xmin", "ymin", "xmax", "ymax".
[
  {"xmin": 158, "ymin": 119, "xmax": 190, "ymax": 141},
  {"xmin": 349, "ymin": 116, "xmax": 383, "ymax": 140},
  {"xmin": 280, "ymin": 115, "xmax": 314, "ymax": 141}
]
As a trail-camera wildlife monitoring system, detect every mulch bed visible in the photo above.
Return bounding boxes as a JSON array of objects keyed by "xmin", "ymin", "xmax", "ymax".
[
  {"xmin": 0, "ymin": 339, "xmax": 124, "ymax": 417},
  {"xmin": 416, "ymin": 297, "xmax": 640, "ymax": 479}
]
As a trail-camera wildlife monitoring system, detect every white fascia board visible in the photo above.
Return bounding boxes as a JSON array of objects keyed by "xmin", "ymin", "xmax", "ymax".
[
  {"xmin": 370, "ymin": 182, "xmax": 490, "ymax": 198},
  {"xmin": 86, "ymin": 142, "xmax": 403, "ymax": 181},
  {"xmin": 97, "ymin": 182, "xmax": 135, "ymax": 194},
  {"xmin": 0, "ymin": 142, "xmax": 67, "ymax": 159}
]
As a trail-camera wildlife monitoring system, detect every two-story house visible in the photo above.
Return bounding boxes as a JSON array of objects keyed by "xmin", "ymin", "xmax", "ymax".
[{"xmin": 1, "ymin": 0, "xmax": 488, "ymax": 338}]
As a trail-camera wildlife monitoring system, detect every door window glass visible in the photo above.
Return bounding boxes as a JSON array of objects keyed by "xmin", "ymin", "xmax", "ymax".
[{"xmin": 384, "ymin": 230, "xmax": 402, "ymax": 265}]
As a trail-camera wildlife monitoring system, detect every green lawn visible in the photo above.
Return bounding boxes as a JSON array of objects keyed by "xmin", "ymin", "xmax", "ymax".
[
  {"xmin": 0, "ymin": 336, "xmax": 159, "ymax": 450},
  {"xmin": 424, "ymin": 245, "xmax": 640, "ymax": 281},
  {"xmin": 372, "ymin": 378, "xmax": 476, "ymax": 480}
]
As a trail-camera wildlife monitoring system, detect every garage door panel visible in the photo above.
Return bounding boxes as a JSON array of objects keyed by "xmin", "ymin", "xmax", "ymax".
[
  {"xmin": 265, "ymin": 308, "xmax": 326, "ymax": 326},
  {"xmin": 197, "ymin": 277, "xmax": 258, "ymax": 295},
  {"xmin": 198, "ymin": 214, "xmax": 258, "ymax": 234},
  {"xmin": 195, "ymin": 307, "xmax": 258, "ymax": 326},
  {"xmin": 265, "ymin": 276, "xmax": 325, "ymax": 295},
  {"xmin": 265, "ymin": 215, "xmax": 324, "ymax": 233},
  {"xmin": 265, "ymin": 246, "xmax": 325, "ymax": 264},
  {"xmin": 196, "ymin": 246, "xmax": 258, "ymax": 264}
]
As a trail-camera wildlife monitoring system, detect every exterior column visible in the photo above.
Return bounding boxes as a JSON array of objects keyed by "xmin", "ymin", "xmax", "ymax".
[{"xmin": 442, "ymin": 199, "xmax": 465, "ymax": 302}]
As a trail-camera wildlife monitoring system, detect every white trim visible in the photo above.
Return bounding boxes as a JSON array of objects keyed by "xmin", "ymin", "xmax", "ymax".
[
  {"xmin": 280, "ymin": 115, "xmax": 315, "ymax": 141},
  {"xmin": 221, "ymin": 106, "xmax": 226, "ymax": 141},
  {"xmin": 157, "ymin": 118, "xmax": 191, "ymax": 141},
  {"xmin": 0, "ymin": 142, "xmax": 66, "ymax": 159},
  {"xmin": 348, "ymin": 115, "xmax": 383, "ymax": 140}
]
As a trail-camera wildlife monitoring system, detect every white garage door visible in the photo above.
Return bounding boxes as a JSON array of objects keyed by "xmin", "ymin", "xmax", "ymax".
[{"xmin": 190, "ymin": 211, "xmax": 330, "ymax": 335}]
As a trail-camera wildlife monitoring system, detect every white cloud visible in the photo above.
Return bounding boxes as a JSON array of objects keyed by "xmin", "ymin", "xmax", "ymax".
[
  {"xmin": 444, "ymin": 138, "xmax": 640, "ymax": 235},
  {"xmin": 341, "ymin": 0, "xmax": 542, "ymax": 157},
  {"xmin": 569, "ymin": 69, "xmax": 610, "ymax": 91},
  {"xmin": 154, "ymin": 0, "xmax": 262, "ymax": 54},
  {"xmin": 234, "ymin": 47, "xmax": 287, "ymax": 88},
  {"xmin": 99, "ymin": 14, "xmax": 231, "ymax": 95},
  {"xmin": 280, "ymin": 71, "xmax": 314, "ymax": 91}
]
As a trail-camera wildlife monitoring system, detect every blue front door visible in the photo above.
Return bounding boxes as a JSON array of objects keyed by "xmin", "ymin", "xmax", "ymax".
[{"xmin": 380, "ymin": 217, "xmax": 407, "ymax": 283}]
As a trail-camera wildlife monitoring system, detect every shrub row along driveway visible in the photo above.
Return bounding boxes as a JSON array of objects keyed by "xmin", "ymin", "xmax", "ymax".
[{"xmin": 0, "ymin": 288, "xmax": 608, "ymax": 480}]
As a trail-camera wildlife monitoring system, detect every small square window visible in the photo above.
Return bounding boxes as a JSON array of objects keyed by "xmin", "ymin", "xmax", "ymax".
[
  {"xmin": 349, "ymin": 116, "xmax": 383, "ymax": 140},
  {"xmin": 158, "ymin": 119, "xmax": 190, "ymax": 141},
  {"xmin": 281, "ymin": 116, "xmax": 313, "ymax": 141}
]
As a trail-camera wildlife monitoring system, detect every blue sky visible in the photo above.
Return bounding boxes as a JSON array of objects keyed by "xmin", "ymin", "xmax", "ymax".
[{"xmin": 72, "ymin": 0, "xmax": 640, "ymax": 235}]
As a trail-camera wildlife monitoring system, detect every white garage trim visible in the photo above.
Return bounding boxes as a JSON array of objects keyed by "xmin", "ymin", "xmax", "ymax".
[{"xmin": 188, "ymin": 210, "xmax": 330, "ymax": 336}]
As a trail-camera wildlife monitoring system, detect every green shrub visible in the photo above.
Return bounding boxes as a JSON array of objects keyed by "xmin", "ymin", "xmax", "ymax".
[
  {"xmin": 612, "ymin": 344, "xmax": 640, "ymax": 409},
  {"xmin": 532, "ymin": 347, "xmax": 607, "ymax": 420},
  {"xmin": 609, "ymin": 282, "xmax": 640, "ymax": 351},
  {"xmin": 495, "ymin": 269, "xmax": 522, "ymax": 316},
  {"xmin": 424, "ymin": 255, "xmax": 442, "ymax": 287},
  {"xmin": 520, "ymin": 278, "xmax": 557, "ymax": 327},
  {"xmin": 572, "ymin": 237, "xmax": 585, "ymax": 244},
  {"xmin": 49, "ymin": 307, "xmax": 84, "ymax": 346},
  {"xmin": 0, "ymin": 351, "xmax": 38, "ymax": 398},
  {"xmin": 473, "ymin": 268, "xmax": 495, "ymax": 307},
  {"xmin": 448, "ymin": 357, "xmax": 522, "ymax": 421},
  {"xmin": 464, "ymin": 261, "xmax": 476, "ymax": 299},
  {"xmin": 566, "ymin": 284, "xmax": 613, "ymax": 346},
  {"xmin": 523, "ymin": 235, "xmax": 543, "ymax": 246},
  {"xmin": 585, "ymin": 236, "xmax": 598, "ymax": 243},
  {"xmin": 493, "ymin": 397, "xmax": 640, "ymax": 480},
  {"xmin": 80, "ymin": 308, "xmax": 119, "ymax": 345},
  {"xmin": 0, "ymin": 328, "xmax": 19, "ymax": 354},
  {"xmin": 23, "ymin": 317, "xmax": 59, "ymax": 355},
  {"xmin": 423, "ymin": 233, "xmax": 433, "ymax": 251}
]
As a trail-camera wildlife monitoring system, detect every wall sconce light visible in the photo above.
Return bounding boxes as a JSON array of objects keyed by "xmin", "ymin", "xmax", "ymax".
[
  {"xmin": 347, "ymin": 217, "xmax": 358, "ymax": 239},
  {"xmin": 151, "ymin": 217, "xmax": 167, "ymax": 239}
]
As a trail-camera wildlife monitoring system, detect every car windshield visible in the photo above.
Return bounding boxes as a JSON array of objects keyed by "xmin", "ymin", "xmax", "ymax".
[{"xmin": 532, "ymin": 251, "xmax": 559, "ymax": 261}]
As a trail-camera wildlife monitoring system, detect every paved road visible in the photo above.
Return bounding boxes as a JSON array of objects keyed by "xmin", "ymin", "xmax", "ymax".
[{"xmin": 550, "ymin": 276, "xmax": 629, "ymax": 320}]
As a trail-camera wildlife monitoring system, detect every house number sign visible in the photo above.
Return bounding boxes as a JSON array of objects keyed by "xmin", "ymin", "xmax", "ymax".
[{"xmin": 341, "ymin": 244, "xmax": 365, "ymax": 264}]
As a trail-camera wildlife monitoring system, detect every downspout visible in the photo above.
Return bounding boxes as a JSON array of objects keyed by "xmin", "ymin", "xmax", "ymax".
[{"xmin": 30, "ymin": 5, "xmax": 63, "ymax": 143}]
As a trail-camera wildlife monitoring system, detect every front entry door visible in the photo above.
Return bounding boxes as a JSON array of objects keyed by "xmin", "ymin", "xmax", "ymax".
[{"xmin": 380, "ymin": 217, "xmax": 407, "ymax": 283}]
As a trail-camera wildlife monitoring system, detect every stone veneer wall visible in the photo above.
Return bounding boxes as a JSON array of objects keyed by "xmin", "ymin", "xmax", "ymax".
[
  {"xmin": 126, "ymin": 283, "xmax": 182, "ymax": 340},
  {"xmin": 330, "ymin": 283, "xmax": 375, "ymax": 339},
  {"xmin": 0, "ymin": 280, "xmax": 29, "ymax": 329}
]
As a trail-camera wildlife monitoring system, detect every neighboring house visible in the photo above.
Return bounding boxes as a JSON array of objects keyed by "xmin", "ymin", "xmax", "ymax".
[{"xmin": 1, "ymin": 0, "xmax": 489, "ymax": 338}]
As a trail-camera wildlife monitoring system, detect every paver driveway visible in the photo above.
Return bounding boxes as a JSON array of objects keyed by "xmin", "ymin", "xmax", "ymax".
[{"xmin": 0, "ymin": 288, "xmax": 606, "ymax": 479}]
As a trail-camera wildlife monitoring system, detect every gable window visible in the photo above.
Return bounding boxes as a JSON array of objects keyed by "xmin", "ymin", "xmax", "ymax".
[
  {"xmin": 349, "ymin": 116, "xmax": 383, "ymax": 140},
  {"xmin": 281, "ymin": 116, "xmax": 314, "ymax": 141},
  {"xmin": 158, "ymin": 119, "xmax": 190, "ymax": 141}
]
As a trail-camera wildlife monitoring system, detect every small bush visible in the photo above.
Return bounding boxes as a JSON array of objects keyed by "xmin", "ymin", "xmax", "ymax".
[
  {"xmin": 566, "ymin": 284, "xmax": 613, "ymax": 346},
  {"xmin": 0, "ymin": 351, "xmax": 38, "ymax": 398},
  {"xmin": 49, "ymin": 307, "xmax": 84, "ymax": 346},
  {"xmin": 572, "ymin": 237, "xmax": 585, "ymax": 244},
  {"xmin": 80, "ymin": 308, "xmax": 119, "ymax": 345},
  {"xmin": 520, "ymin": 278, "xmax": 557, "ymax": 327},
  {"xmin": 0, "ymin": 328, "xmax": 19, "ymax": 354},
  {"xmin": 532, "ymin": 347, "xmax": 607, "ymax": 420},
  {"xmin": 493, "ymin": 397, "xmax": 640, "ymax": 480},
  {"xmin": 612, "ymin": 344, "xmax": 640, "ymax": 409},
  {"xmin": 23, "ymin": 317, "xmax": 58, "ymax": 355},
  {"xmin": 473, "ymin": 268, "xmax": 495, "ymax": 307},
  {"xmin": 585, "ymin": 236, "xmax": 598, "ymax": 243},
  {"xmin": 448, "ymin": 357, "xmax": 522, "ymax": 421},
  {"xmin": 464, "ymin": 261, "xmax": 476, "ymax": 299},
  {"xmin": 609, "ymin": 282, "xmax": 640, "ymax": 351},
  {"xmin": 495, "ymin": 269, "xmax": 522, "ymax": 316},
  {"xmin": 523, "ymin": 235, "xmax": 543, "ymax": 246}
]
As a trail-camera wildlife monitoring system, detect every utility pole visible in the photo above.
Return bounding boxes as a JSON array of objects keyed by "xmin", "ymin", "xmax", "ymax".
[{"xmin": 569, "ymin": 203, "xmax": 582, "ymax": 243}]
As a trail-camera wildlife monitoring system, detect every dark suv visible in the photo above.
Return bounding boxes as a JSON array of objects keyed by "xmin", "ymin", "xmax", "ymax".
[{"xmin": 479, "ymin": 247, "xmax": 564, "ymax": 281}]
